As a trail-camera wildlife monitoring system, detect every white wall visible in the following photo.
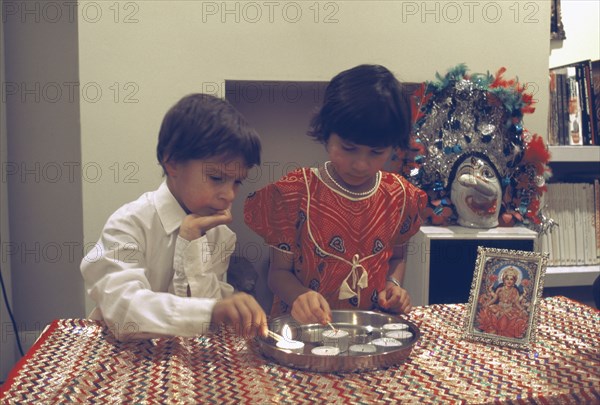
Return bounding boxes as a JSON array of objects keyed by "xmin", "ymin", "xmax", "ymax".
[
  {"xmin": 78, "ymin": 0, "xmax": 552, "ymax": 314},
  {"xmin": 2, "ymin": 0, "xmax": 84, "ymax": 381},
  {"xmin": 1, "ymin": 11, "xmax": 16, "ymax": 381},
  {"xmin": 549, "ymin": 0, "xmax": 600, "ymax": 68}
]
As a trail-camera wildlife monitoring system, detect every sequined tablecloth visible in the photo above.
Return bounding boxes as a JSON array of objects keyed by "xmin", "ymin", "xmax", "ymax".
[{"xmin": 1, "ymin": 296, "xmax": 599, "ymax": 404}]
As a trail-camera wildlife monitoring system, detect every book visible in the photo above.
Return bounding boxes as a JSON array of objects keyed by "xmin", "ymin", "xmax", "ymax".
[
  {"xmin": 591, "ymin": 60, "xmax": 600, "ymax": 145},
  {"xmin": 566, "ymin": 67, "xmax": 583, "ymax": 145},
  {"xmin": 576, "ymin": 64, "xmax": 591, "ymax": 145},
  {"xmin": 596, "ymin": 178, "xmax": 600, "ymax": 258},
  {"xmin": 547, "ymin": 71, "xmax": 560, "ymax": 146},
  {"xmin": 556, "ymin": 71, "xmax": 569, "ymax": 145},
  {"xmin": 583, "ymin": 183, "xmax": 599, "ymax": 264},
  {"xmin": 550, "ymin": 60, "xmax": 599, "ymax": 145}
]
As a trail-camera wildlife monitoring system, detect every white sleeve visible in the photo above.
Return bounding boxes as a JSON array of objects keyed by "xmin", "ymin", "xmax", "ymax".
[
  {"xmin": 172, "ymin": 225, "xmax": 235, "ymax": 299},
  {"xmin": 81, "ymin": 222, "xmax": 217, "ymax": 341}
]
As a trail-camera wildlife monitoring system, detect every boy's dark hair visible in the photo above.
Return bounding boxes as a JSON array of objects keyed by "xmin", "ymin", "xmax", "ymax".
[
  {"xmin": 157, "ymin": 94, "xmax": 261, "ymax": 174},
  {"xmin": 308, "ymin": 64, "xmax": 412, "ymax": 149}
]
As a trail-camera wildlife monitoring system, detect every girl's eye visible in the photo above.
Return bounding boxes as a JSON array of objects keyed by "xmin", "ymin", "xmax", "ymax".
[
  {"xmin": 210, "ymin": 176, "xmax": 224, "ymax": 182},
  {"xmin": 235, "ymin": 180, "xmax": 244, "ymax": 186},
  {"xmin": 342, "ymin": 145, "xmax": 356, "ymax": 151},
  {"xmin": 371, "ymin": 149, "xmax": 386, "ymax": 155}
]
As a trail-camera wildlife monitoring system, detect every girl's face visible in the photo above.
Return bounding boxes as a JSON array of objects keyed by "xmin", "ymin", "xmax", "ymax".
[{"xmin": 326, "ymin": 133, "xmax": 393, "ymax": 188}]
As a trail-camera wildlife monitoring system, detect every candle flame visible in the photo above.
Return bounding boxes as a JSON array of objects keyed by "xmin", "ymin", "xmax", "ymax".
[{"xmin": 281, "ymin": 324, "xmax": 293, "ymax": 341}]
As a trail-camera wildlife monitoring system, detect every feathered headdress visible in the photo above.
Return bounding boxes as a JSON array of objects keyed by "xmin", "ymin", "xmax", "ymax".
[{"xmin": 393, "ymin": 65, "xmax": 552, "ymax": 231}]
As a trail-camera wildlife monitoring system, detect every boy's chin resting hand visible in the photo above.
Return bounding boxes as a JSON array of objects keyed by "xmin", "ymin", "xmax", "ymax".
[
  {"xmin": 179, "ymin": 210, "xmax": 233, "ymax": 241},
  {"xmin": 211, "ymin": 292, "xmax": 268, "ymax": 339},
  {"xmin": 378, "ymin": 285, "xmax": 413, "ymax": 315}
]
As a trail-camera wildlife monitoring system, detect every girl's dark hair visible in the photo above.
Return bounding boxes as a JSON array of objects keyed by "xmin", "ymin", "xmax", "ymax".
[
  {"xmin": 157, "ymin": 94, "xmax": 261, "ymax": 173},
  {"xmin": 308, "ymin": 64, "xmax": 412, "ymax": 149}
]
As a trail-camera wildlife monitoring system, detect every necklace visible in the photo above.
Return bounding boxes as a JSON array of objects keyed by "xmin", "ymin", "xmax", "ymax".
[{"xmin": 323, "ymin": 161, "xmax": 380, "ymax": 197}]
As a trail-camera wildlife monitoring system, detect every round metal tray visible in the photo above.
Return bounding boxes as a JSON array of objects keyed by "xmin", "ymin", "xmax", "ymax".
[{"xmin": 258, "ymin": 310, "xmax": 420, "ymax": 373}]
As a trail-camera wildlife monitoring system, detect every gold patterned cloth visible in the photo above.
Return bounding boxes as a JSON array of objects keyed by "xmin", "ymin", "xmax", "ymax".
[{"xmin": 1, "ymin": 296, "xmax": 598, "ymax": 404}]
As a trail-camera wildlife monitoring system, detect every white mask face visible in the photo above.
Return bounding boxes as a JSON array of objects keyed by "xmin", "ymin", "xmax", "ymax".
[{"xmin": 450, "ymin": 157, "xmax": 502, "ymax": 228}]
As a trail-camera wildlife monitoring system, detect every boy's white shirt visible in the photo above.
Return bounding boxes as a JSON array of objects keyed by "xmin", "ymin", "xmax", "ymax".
[{"xmin": 81, "ymin": 181, "xmax": 235, "ymax": 341}]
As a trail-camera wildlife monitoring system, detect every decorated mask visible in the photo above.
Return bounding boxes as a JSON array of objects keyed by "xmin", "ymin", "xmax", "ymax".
[
  {"xmin": 450, "ymin": 156, "xmax": 502, "ymax": 228},
  {"xmin": 394, "ymin": 65, "xmax": 552, "ymax": 232}
]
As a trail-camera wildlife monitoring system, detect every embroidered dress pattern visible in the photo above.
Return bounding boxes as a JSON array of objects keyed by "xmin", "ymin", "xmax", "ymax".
[{"xmin": 245, "ymin": 168, "xmax": 426, "ymax": 316}]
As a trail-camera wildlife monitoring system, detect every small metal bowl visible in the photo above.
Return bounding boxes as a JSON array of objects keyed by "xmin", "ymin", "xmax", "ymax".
[{"xmin": 258, "ymin": 310, "xmax": 420, "ymax": 373}]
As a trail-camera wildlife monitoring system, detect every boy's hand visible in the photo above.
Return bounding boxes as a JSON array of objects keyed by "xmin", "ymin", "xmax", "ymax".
[
  {"xmin": 378, "ymin": 284, "xmax": 412, "ymax": 314},
  {"xmin": 211, "ymin": 292, "xmax": 268, "ymax": 339},
  {"xmin": 179, "ymin": 209, "xmax": 232, "ymax": 241},
  {"xmin": 291, "ymin": 291, "xmax": 332, "ymax": 325}
]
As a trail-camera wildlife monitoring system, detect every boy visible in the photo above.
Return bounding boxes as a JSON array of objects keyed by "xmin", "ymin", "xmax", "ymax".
[{"xmin": 81, "ymin": 94, "xmax": 267, "ymax": 341}]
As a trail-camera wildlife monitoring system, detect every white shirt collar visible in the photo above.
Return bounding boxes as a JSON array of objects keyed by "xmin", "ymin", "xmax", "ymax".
[{"xmin": 154, "ymin": 180, "xmax": 186, "ymax": 235}]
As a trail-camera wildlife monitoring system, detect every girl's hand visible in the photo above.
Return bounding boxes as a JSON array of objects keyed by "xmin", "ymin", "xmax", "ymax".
[
  {"xmin": 378, "ymin": 283, "xmax": 412, "ymax": 314},
  {"xmin": 291, "ymin": 291, "xmax": 332, "ymax": 324}
]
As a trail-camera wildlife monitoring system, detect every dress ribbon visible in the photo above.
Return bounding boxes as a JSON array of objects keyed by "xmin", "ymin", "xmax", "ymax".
[{"xmin": 338, "ymin": 254, "xmax": 369, "ymax": 304}]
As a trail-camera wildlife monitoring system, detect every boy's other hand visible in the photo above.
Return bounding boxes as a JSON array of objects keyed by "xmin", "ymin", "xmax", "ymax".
[
  {"xmin": 291, "ymin": 291, "xmax": 332, "ymax": 325},
  {"xmin": 179, "ymin": 209, "xmax": 232, "ymax": 241},
  {"xmin": 211, "ymin": 292, "xmax": 268, "ymax": 339},
  {"xmin": 378, "ymin": 284, "xmax": 412, "ymax": 314}
]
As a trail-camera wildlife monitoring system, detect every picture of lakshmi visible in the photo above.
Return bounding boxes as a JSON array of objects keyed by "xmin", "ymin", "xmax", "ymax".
[{"xmin": 475, "ymin": 265, "xmax": 530, "ymax": 339}]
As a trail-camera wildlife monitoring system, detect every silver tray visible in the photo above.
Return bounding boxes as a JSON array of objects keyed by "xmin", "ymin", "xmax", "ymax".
[{"xmin": 258, "ymin": 310, "xmax": 420, "ymax": 373}]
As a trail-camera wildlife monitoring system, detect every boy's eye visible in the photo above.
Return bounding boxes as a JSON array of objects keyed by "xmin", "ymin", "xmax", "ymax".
[
  {"xmin": 371, "ymin": 149, "xmax": 386, "ymax": 155},
  {"xmin": 342, "ymin": 145, "xmax": 356, "ymax": 151},
  {"xmin": 235, "ymin": 179, "xmax": 244, "ymax": 186},
  {"xmin": 210, "ymin": 176, "xmax": 224, "ymax": 182}
]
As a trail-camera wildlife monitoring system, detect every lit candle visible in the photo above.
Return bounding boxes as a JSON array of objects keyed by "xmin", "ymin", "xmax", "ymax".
[
  {"xmin": 384, "ymin": 330, "xmax": 413, "ymax": 341},
  {"xmin": 322, "ymin": 329, "xmax": 350, "ymax": 352},
  {"xmin": 311, "ymin": 346, "xmax": 340, "ymax": 356},
  {"xmin": 275, "ymin": 324, "xmax": 304, "ymax": 353},
  {"xmin": 281, "ymin": 324, "xmax": 294, "ymax": 340},
  {"xmin": 349, "ymin": 344, "xmax": 376, "ymax": 354},
  {"xmin": 371, "ymin": 337, "xmax": 403, "ymax": 348}
]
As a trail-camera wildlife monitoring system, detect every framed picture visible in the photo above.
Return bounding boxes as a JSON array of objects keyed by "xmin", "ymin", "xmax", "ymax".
[{"xmin": 462, "ymin": 247, "xmax": 548, "ymax": 350}]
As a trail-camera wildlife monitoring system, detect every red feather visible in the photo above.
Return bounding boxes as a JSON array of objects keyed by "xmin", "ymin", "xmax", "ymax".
[{"xmin": 522, "ymin": 134, "xmax": 551, "ymax": 167}]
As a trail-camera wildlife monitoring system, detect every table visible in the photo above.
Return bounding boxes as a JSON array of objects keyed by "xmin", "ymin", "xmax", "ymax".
[{"xmin": 1, "ymin": 296, "xmax": 599, "ymax": 404}]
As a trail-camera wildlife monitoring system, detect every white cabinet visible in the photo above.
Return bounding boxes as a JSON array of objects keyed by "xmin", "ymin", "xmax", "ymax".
[{"xmin": 405, "ymin": 226, "xmax": 537, "ymax": 306}]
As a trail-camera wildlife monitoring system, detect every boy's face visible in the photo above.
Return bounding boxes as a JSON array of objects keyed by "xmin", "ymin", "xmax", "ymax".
[{"xmin": 165, "ymin": 155, "xmax": 249, "ymax": 216}]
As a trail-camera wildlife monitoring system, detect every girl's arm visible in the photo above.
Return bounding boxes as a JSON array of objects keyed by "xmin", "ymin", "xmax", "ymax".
[
  {"xmin": 268, "ymin": 247, "xmax": 331, "ymax": 324},
  {"xmin": 386, "ymin": 243, "xmax": 408, "ymax": 285},
  {"xmin": 378, "ymin": 243, "xmax": 412, "ymax": 314}
]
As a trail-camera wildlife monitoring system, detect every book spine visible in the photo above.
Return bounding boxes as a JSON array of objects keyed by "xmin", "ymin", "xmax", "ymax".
[
  {"xmin": 557, "ymin": 73, "xmax": 569, "ymax": 145},
  {"xmin": 561, "ymin": 73, "xmax": 570, "ymax": 145},
  {"xmin": 586, "ymin": 60, "xmax": 600, "ymax": 145},
  {"xmin": 595, "ymin": 179, "xmax": 600, "ymax": 258},
  {"xmin": 576, "ymin": 63, "xmax": 592, "ymax": 145},
  {"xmin": 548, "ymin": 71, "xmax": 560, "ymax": 146},
  {"xmin": 566, "ymin": 67, "xmax": 583, "ymax": 146}
]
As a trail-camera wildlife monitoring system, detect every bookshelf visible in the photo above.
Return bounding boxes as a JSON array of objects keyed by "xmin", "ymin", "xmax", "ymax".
[
  {"xmin": 548, "ymin": 145, "xmax": 600, "ymax": 162},
  {"xmin": 543, "ymin": 145, "xmax": 600, "ymax": 289}
]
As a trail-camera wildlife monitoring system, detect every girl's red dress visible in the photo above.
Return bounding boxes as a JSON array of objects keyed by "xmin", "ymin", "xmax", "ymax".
[{"xmin": 244, "ymin": 167, "xmax": 427, "ymax": 317}]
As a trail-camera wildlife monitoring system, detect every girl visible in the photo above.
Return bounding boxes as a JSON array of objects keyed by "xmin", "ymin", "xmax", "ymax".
[{"xmin": 244, "ymin": 65, "xmax": 426, "ymax": 324}]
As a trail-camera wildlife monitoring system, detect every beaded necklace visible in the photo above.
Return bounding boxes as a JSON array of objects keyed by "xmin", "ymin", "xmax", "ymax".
[{"xmin": 323, "ymin": 161, "xmax": 380, "ymax": 197}]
